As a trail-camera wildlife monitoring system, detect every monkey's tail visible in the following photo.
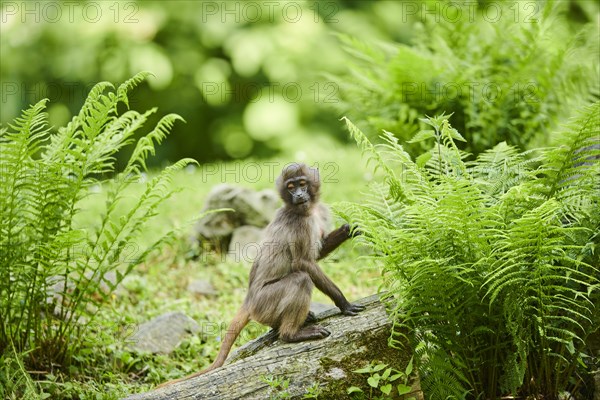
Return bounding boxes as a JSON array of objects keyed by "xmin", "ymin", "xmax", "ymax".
[
  {"xmin": 156, "ymin": 308, "xmax": 250, "ymax": 389},
  {"xmin": 204, "ymin": 307, "xmax": 250, "ymax": 372}
]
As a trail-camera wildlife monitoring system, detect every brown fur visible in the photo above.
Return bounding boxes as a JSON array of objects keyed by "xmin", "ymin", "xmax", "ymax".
[{"xmin": 157, "ymin": 163, "xmax": 363, "ymax": 388}]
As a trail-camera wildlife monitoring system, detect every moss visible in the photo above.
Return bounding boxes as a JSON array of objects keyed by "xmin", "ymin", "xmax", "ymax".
[{"xmin": 315, "ymin": 326, "xmax": 412, "ymax": 399}]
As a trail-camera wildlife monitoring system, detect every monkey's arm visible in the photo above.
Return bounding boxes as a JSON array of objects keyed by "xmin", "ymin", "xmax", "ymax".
[
  {"xmin": 318, "ymin": 224, "xmax": 360, "ymax": 260},
  {"xmin": 293, "ymin": 259, "xmax": 365, "ymax": 316}
]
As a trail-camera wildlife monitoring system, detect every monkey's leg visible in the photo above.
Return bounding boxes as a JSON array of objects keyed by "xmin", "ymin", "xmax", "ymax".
[
  {"xmin": 251, "ymin": 272, "xmax": 330, "ymax": 342},
  {"xmin": 262, "ymin": 272, "xmax": 330, "ymax": 342},
  {"xmin": 304, "ymin": 311, "xmax": 317, "ymax": 325}
]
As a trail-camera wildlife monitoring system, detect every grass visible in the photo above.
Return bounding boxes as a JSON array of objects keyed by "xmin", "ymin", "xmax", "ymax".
[{"xmin": 13, "ymin": 141, "xmax": 381, "ymax": 399}]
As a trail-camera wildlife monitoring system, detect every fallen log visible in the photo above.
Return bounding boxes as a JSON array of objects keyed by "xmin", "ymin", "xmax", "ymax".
[{"xmin": 124, "ymin": 294, "xmax": 419, "ymax": 400}]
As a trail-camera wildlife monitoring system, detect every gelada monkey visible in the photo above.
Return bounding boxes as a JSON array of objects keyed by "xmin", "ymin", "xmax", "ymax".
[{"xmin": 159, "ymin": 163, "xmax": 363, "ymax": 387}]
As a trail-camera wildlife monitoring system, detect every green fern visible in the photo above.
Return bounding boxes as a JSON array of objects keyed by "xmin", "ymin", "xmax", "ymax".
[
  {"xmin": 337, "ymin": 2, "xmax": 598, "ymax": 156},
  {"xmin": 341, "ymin": 102, "xmax": 599, "ymax": 399},
  {"xmin": 0, "ymin": 72, "xmax": 196, "ymax": 372}
]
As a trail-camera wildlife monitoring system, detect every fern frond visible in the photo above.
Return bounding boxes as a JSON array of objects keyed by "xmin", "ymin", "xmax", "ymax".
[
  {"xmin": 342, "ymin": 116, "xmax": 409, "ymax": 201},
  {"xmin": 347, "ymin": 103, "xmax": 599, "ymax": 398},
  {"xmin": 4, "ymin": 99, "xmax": 50, "ymax": 157},
  {"xmin": 542, "ymin": 101, "xmax": 599, "ymax": 199},
  {"xmin": 416, "ymin": 341, "xmax": 472, "ymax": 399},
  {"xmin": 483, "ymin": 197, "xmax": 598, "ymax": 392},
  {"xmin": 117, "ymin": 71, "xmax": 153, "ymax": 108},
  {"xmin": 471, "ymin": 142, "xmax": 539, "ymax": 199},
  {"xmin": 125, "ymin": 113, "xmax": 184, "ymax": 174},
  {"xmin": 0, "ymin": 74, "xmax": 197, "ymax": 371},
  {"xmin": 0, "ymin": 100, "xmax": 51, "ymax": 247}
]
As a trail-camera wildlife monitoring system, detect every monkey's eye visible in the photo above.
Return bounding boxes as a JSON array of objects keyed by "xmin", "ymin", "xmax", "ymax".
[
  {"xmin": 287, "ymin": 183, "xmax": 295, "ymax": 190},
  {"xmin": 298, "ymin": 180, "xmax": 307, "ymax": 187}
]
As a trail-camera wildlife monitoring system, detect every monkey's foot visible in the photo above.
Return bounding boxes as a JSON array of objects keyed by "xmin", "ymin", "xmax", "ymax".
[
  {"xmin": 280, "ymin": 325, "xmax": 330, "ymax": 343},
  {"xmin": 340, "ymin": 303, "xmax": 366, "ymax": 316},
  {"xmin": 303, "ymin": 311, "xmax": 317, "ymax": 325}
]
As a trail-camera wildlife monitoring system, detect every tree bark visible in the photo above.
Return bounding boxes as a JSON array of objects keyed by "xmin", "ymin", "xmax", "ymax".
[{"xmin": 123, "ymin": 294, "xmax": 420, "ymax": 400}]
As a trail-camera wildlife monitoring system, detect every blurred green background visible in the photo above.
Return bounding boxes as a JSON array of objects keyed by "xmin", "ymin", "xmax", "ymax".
[
  {"xmin": 1, "ymin": 0, "xmax": 598, "ymax": 166},
  {"xmin": 0, "ymin": 0, "xmax": 390, "ymax": 165}
]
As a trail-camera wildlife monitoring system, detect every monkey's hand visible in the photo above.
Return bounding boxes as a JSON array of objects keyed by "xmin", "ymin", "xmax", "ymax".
[
  {"xmin": 339, "ymin": 302, "xmax": 366, "ymax": 316},
  {"xmin": 342, "ymin": 223, "xmax": 362, "ymax": 238}
]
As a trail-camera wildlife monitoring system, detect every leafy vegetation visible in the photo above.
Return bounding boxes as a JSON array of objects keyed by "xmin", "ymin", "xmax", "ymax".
[
  {"xmin": 0, "ymin": 73, "xmax": 197, "ymax": 398},
  {"xmin": 340, "ymin": 101, "xmax": 599, "ymax": 398},
  {"xmin": 262, "ymin": 374, "xmax": 323, "ymax": 399},
  {"xmin": 337, "ymin": 1, "xmax": 599, "ymax": 156},
  {"xmin": 347, "ymin": 358, "xmax": 414, "ymax": 399}
]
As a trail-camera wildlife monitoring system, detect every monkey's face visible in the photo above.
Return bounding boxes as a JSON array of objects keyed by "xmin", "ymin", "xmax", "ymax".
[
  {"xmin": 286, "ymin": 177, "xmax": 311, "ymax": 205},
  {"xmin": 276, "ymin": 163, "xmax": 321, "ymax": 212}
]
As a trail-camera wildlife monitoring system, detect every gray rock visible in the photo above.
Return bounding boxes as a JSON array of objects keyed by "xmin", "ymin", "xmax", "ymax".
[
  {"xmin": 128, "ymin": 312, "xmax": 200, "ymax": 354},
  {"xmin": 325, "ymin": 367, "xmax": 347, "ymax": 380},
  {"xmin": 187, "ymin": 279, "xmax": 217, "ymax": 296},
  {"xmin": 228, "ymin": 225, "xmax": 264, "ymax": 263},
  {"xmin": 46, "ymin": 275, "xmax": 68, "ymax": 305},
  {"xmin": 97, "ymin": 271, "xmax": 117, "ymax": 294},
  {"xmin": 254, "ymin": 189, "xmax": 279, "ymax": 222},
  {"xmin": 193, "ymin": 184, "xmax": 280, "ymax": 251}
]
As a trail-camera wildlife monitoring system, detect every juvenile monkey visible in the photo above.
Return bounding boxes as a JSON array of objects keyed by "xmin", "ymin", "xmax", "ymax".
[{"xmin": 159, "ymin": 163, "xmax": 363, "ymax": 387}]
